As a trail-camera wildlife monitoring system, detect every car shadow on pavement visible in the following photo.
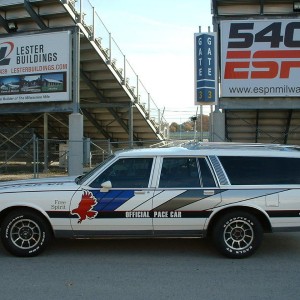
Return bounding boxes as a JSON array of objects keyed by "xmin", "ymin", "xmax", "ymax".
[
  {"xmin": 0, "ymin": 232, "xmax": 300, "ymax": 259},
  {"xmin": 48, "ymin": 237, "xmax": 215, "ymax": 257}
]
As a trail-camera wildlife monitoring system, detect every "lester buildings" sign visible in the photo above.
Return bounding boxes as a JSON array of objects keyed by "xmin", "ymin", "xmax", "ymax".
[{"xmin": 0, "ymin": 31, "xmax": 71, "ymax": 104}]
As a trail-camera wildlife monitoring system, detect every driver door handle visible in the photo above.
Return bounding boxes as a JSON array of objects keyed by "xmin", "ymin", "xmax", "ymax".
[
  {"xmin": 204, "ymin": 190, "xmax": 215, "ymax": 196},
  {"xmin": 135, "ymin": 190, "xmax": 146, "ymax": 195}
]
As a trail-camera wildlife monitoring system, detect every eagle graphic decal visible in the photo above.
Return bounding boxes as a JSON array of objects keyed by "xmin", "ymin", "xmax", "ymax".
[{"xmin": 71, "ymin": 191, "xmax": 98, "ymax": 223}]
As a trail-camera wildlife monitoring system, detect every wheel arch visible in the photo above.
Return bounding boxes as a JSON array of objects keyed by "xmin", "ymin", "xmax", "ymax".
[
  {"xmin": 206, "ymin": 206, "xmax": 272, "ymax": 237},
  {"xmin": 0, "ymin": 206, "xmax": 54, "ymax": 236}
]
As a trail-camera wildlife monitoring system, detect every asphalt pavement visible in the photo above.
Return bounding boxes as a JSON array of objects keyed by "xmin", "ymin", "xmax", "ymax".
[{"xmin": 0, "ymin": 232, "xmax": 300, "ymax": 300}]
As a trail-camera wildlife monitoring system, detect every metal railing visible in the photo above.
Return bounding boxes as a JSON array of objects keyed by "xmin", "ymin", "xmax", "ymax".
[{"xmin": 63, "ymin": 0, "xmax": 168, "ymax": 136}]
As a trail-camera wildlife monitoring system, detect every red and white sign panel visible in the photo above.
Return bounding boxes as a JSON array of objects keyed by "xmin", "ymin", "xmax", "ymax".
[
  {"xmin": 0, "ymin": 31, "xmax": 71, "ymax": 104},
  {"xmin": 220, "ymin": 19, "xmax": 300, "ymax": 97}
]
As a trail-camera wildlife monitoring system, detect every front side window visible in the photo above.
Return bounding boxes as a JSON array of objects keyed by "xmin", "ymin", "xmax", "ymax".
[{"xmin": 90, "ymin": 158, "xmax": 153, "ymax": 188}]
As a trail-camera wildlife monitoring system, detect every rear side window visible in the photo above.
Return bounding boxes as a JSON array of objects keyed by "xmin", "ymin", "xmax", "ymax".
[
  {"xmin": 219, "ymin": 156, "xmax": 300, "ymax": 185},
  {"xmin": 159, "ymin": 157, "xmax": 216, "ymax": 188}
]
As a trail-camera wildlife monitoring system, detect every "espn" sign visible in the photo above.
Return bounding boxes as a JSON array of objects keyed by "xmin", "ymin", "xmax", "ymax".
[{"xmin": 220, "ymin": 19, "xmax": 300, "ymax": 97}]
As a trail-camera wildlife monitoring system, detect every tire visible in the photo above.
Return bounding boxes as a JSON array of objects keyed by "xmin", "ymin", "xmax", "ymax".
[
  {"xmin": 212, "ymin": 211, "xmax": 263, "ymax": 258},
  {"xmin": 1, "ymin": 209, "xmax": 51, "ymax": 257}
]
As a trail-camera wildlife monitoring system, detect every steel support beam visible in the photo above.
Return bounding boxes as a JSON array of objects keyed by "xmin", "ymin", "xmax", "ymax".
[
  {"xmin": 0, "ymin": 115, "xmax": 43, "ymax": 148},
  {"xmin": 0, "ymin": 132, "xmax": 31, "ymax": 156},
  {"xmin": 80, "ymin": 70, "xmax": 106, "ymax": 102},
  {"xmin": 0, "ymin": 15, "xmax": 10, "ymax": 33},
  {"xmin": 24, "ymin": 0, "xmax": 48, "ymax": 30},
  {"xmin": 81, "ymin": 108, "xmax": 115, "ymax": 141},
  {"xmin": 224, "ymin": 110, "xmax": 230, "ymax": 141},
  {"xmin": 80, "ymin": 70, "xmax": 140, "ymax": 141},
  {"xmin": 81, "ymin": 103, "xmax": 130, "ymax": 109},
  {"xmin": 38, "ymin": 114, "xmax": 66, "ymax": 140},
  {"xmin": 128, "ymin": 104, "xmax": 133, "ymax": 148},
  {"xmin": 255, "ymin": 110, "xmax": 259, "ymax": 143},
  {"xmin": 284, "ymin": 110, "xmax": 293, "ymax": 144},
  {"xmin": 259, "ymin": 0, "xmax": 264, "ymax": 15},
  {"xmin": 43, "ymin": 113, "xmax": 48, "ymax": 173}
]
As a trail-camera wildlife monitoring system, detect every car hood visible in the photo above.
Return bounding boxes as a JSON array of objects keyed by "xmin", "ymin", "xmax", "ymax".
[{"xmin": 0, "ymin": 176, "xmax": 79, "ymax": 192}]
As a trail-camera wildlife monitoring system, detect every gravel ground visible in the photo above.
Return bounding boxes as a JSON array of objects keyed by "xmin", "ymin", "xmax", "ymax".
[{"xmin": 0, "ymin": 170, "xmax": 67, "ymax": 182}]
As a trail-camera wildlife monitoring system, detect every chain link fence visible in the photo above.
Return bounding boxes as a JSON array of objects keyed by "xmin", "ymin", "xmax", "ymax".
[{"xmin": 0, "ymin": 136, "xmax": 184, "ymax": 181}]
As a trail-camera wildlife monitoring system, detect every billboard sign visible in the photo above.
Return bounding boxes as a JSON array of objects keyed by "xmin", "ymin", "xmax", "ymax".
[
  {"xmin": 221, "ymin": 19, "xmax": 300, "ymax": 97},
  {"xmin": 194, "ymin": 32, "xmax": 218, "ymax": 105},
  {"xmin": 0, "ymin": 31, "xmax": 71, "ymax": 104}
]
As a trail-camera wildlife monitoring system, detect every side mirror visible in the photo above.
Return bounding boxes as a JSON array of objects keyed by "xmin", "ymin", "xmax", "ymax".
[{"xmin": 100, "ymin": 180, "xmax": 112, "ymax": 192}]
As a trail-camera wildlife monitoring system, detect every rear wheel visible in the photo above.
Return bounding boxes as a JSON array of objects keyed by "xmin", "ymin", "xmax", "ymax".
[
  {"xmin": 212, "ymin": 211, "xmax": 263, "ymax": 258},
  {"xmin": 1, "ymin": 209, "xmax": 51, "ymax": 257}
]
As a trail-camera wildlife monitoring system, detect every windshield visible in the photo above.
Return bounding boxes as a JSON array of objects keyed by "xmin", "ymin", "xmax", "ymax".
[{"xmin": 76, "ymin": 155, "xmax": 115, "ymax": 185}]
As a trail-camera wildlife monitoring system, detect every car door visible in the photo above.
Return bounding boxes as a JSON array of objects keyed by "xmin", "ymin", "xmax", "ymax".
[
  {"xmin": 70, "ymin": 157, "xmax": 155, "ymax": 237},
  {"xmin": 152, "ymin": 156, "xmax": 222, "ymax": 234}
]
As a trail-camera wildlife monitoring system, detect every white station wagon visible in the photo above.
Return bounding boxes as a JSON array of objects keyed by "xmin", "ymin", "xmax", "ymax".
[{"xmin": 1, "ymin": 142, "xmax": 300, "ymax": 258}]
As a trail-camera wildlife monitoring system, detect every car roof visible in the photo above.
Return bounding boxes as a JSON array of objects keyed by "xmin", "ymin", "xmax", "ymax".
[{"xmin": 115, "ymin": 142, "xmax": 300, "ymax": 158}]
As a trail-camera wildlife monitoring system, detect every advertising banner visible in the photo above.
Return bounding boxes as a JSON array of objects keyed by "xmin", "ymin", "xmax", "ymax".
[
  {"xmin": 0, "ymin": 31, "xmax": 71, "ymax": 104},
  {"xmin": 221, "ymin": 19, "xmax": 300, "ymax": 97},
  {"xmin": 194, "ymin": 32, "xmax": 218, "ymax": 105}
]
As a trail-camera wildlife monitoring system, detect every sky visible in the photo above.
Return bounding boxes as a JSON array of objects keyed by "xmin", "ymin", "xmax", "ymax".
[{"xmin": 89, "ymin": 0, "xmax": 213, "ymax": 123}]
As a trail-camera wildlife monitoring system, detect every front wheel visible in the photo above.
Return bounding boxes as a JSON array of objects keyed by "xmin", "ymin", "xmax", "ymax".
[
  {"xmin": 1, "ymin": 209, "xmax": 52, "ymax": 257},
  {"xmin": 212, "ymin": 211, "xmax": 263, "ymax": 258}
]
